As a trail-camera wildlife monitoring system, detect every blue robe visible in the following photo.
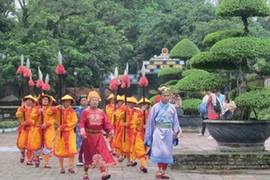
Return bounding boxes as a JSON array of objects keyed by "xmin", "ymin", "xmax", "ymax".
[
  {"xmin": 144, "ymin": 101, "xmax": 180, "ymax": 164},
  {"xmin": 75, "ymin": 106, "xmax": 89, "ymax": 150}
]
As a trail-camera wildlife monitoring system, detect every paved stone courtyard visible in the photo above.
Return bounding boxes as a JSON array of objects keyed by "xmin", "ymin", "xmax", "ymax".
[{"xmin": 0, "ymin": 131, "xmax": 270, "ymax": 180}]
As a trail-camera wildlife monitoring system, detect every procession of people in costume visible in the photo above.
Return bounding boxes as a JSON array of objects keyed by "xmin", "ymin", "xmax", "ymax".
[
  {"xmin": 16, "ymin": 63, "xmax": 180, "ymax": 180},
  {"xmin": 15, "ymin": 84, "xmax": 181, "ymax": 180}
]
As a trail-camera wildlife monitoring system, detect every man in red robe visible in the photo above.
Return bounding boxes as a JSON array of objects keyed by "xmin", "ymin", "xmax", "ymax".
[{"xmin": 80, "ymin": 91, "xmax": 115, "ymax": 180}]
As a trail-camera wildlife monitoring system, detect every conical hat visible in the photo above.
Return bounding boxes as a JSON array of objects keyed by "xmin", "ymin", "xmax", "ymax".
[
  {"xmin": 117, "ymin": 95, "xmax": 125, "ymax": 101},
  {"xmin": 50, "ymin": 96, "xmax": 56, "ymax": 103},
  {"xmin": 88, "ymin": 91, "xmax": 101, "ymax": 101},
  {"xmin": 107, "ymin": 94, "xmax": 114, "ymax": 101},
  {"xmin": 23, "ymin": 95, "xmax": 36, "ymax": 102},
  {"xmin": 137, "ymin": 98, "xmax": 152, "ymax": 105},
  {"xmin": 37, "ymin": 93, "xmax": 53, "ymax": 106},
  {"xmin": 61, "ymin": 94, "xmax": 75, "ymax": 105},
  {"xmin": 127, "ymin": 96, "xmax": 138, "ymax": 104}
]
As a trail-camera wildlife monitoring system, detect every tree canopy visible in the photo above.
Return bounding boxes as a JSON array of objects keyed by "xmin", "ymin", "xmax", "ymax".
[
  {"xmin": 170, "ymin": 38, "xmax": 200, "ymax": 60},
  {"xmin": 1, "ymin": 0, "xmax": 270, "ymax": 98}
]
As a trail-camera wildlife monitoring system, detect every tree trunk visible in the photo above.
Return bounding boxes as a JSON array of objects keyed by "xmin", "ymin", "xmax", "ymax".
[
  {"xmin": 237, "ymin": 59, "xmax": 248, "ymax": 96},
  {"xmin": 241, "ymin": 16, "xmax": 249, "ymax": 35}
]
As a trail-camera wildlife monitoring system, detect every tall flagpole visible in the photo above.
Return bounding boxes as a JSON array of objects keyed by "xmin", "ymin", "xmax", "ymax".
[
  {"xmin": 16, "ymin": 55, "xmax": 27, "ymax": 98},
  {"xmin": 138, "ymin": 64, "xmax": 149, "ymax": 132},
  {"xmin": 55, "ymin": 51, "xmax": 66, "ymax": 138},
  {"xmin": 121, "ymin": 63, "xmax": 130, "ymax": 142},
  {"xmin": 109, "ymin": 67, "xmax": 120, "ymax": 126},
  {"xmin": 36, "ymin": 67, "xmax": 44, "ymax": 147}
]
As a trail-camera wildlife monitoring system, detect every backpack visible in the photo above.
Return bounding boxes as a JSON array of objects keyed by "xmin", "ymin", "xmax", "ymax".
[{"xmin": 214, "ymin": 98, "xmax": 222, "ymax": 113}]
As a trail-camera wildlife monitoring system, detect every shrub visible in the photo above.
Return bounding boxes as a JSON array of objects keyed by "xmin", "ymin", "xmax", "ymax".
[
  {"xmin": 182, "ymin": 98, "xmax": 201, "ymax": 115},
  {"xmin": 0, "ymin": 120, "xmax": 19, "ymax": 128}
]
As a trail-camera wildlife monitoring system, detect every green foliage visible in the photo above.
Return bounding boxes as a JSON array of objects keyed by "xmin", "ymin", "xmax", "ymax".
[
  {"xmin": 165, "ymin": 80, "xmax": 179, "ymax": 86},
  {"xmin": 216, "ymin": 0, "xmax": 270, "ymax": 17},
  {"xmin": 254, "ymin": 58, "xmax": 270, "ymax": 76},
  {"xmin": 210, "ymin": 37, "xmax": 270, "ymax": 61},
  {"xmin": 2, "ymin": 0, "xmax": 270, "ymax": 99},
  {"xmin": 0, "ymin": 121, "xmax": 19, "ymax": 128},
  {"xmin": 189, "ymin": 51, "xmax": 240, "ymax": 70},
  {"xmin": 235, "ymin": 88, "xmax": 270, "ymax": 109},
  {"xmin": 203, "ymin": 30, "xmax": 245, "ymax": 47},
  {"xmin": 170, "ymin": 38, "xmax": 200, "ymax": 60},
  {"xmin": 149, "ymin": 95, "xmax": 158, "ymax": 104},
  {"xmin": 182, "ymin": 69, "xmax": 209, "ymax": 77},
  {"xmin": 229, "ymin": 88, "xmax": 237, "ymax": 101},
  {"xmin": 255, "ymin": 107, "xmax": 270, "ymax": 120},
  {"xmin": 157, "ymin": 68, "xmax": 182, "ymax": 78},
  {"xmin": 182, "ymin": 98, "xmax": 201, "ymax": 111},
  {"xmin": 174, "ymin": 73, "xmax": 227, "ymax": 92},
  {"xmin": 157, "ymin": 67, "xmax": 182, "ymax": 85}
]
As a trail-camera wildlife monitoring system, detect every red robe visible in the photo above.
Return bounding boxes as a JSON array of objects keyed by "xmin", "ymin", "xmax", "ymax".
[{"xmin": 80, "ymin": 107, "xmax": 115, "ymax": 168}]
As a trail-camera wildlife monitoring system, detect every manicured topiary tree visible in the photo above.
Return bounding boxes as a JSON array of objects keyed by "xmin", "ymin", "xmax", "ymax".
[
  {"xmin": 189, "ymin": 0, "xmax": 270, "ymax": 94},
  {"xmin": 181, "ymin": 69, "xmax": 209, "ymax": 77},
  {"xmin": 189, "ymin": 0, "xmax": 270, "ymax": 120},
  {"xmin": 182, "ymin": 98, "xmax": 201, "ymax": 115},
  {"xmin": 174, "ymin": 73, "xmax": 227, "ymax": 92},
  {"xmin": 216, "ymin": 0, "xmax": 270, "ymax": 35},
  {"xmin": 202, "ymin": 29, "xmax": 245, "ymax": 47},
  {"xmin": 234, "ymin": 88, "xmax": 270, "ymax": 120},
  {"xmin": 157, "ymin": 67, "xmax": 182, "ymax": 85},
  {"xmin": 170, "ymin": 38, "xmax": 200, "ymax": 66}
]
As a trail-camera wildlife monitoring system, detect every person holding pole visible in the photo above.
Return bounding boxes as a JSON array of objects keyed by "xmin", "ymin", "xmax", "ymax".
[
  {"xmin": 113, "ymin": 95, "xmax": 126, "ymax": 162},
  {"xmin": 29, "ymin": 94, "xmax": 55, "ymax": 168},
  {"xmin": 53, "ymin": 95, "xmax": 78, "ymax": 174},
  {"xmin": 132, "ymin": 98, "xmax": 152, "ymax": 173},
  {"xmin": 16, "ymin": 95, "xmax": 36, "ymax": 165}
]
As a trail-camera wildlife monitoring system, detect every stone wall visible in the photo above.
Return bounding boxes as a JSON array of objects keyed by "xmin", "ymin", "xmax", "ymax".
[{"xmin": 172, "ymin": 152, "xmax": 270, "ymax": 170}]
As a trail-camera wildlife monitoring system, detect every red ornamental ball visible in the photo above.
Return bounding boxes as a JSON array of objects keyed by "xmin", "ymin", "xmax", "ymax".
[
  {"xmin": 28, "ymin": 79, "xmax": 35, "ymax": 87},
  {"xmin": 42, "ymin": 83, "xmax": 50, "ymax": 91},
  {"xmin": 109, "ymin": 78, "xmax": 121, "ymax": 90},
  {"xmin": 17, "ymin": 66, "xmax": 27, "ymax": 74},
  {"xmin": 36, "ymin": 79, "xmax": 44, "ymax": 88},
  {"xmin": 138, "ymin": 76, "xmax": 148, "ymax": 87},
  {"xmin": 55, "ymin": 64, "xmax": 66, "ymax": 75},
  {"xmin": 23, "ymin": 69, "xmax": 32, "ymax": 77}
]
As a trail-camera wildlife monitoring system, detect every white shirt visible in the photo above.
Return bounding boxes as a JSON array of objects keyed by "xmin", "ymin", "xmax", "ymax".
[{"xmin": 202, "ymin": 95, "xmax": 209, "ymax": 103}]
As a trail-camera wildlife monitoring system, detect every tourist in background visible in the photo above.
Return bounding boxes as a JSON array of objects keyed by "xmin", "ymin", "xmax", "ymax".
[
  {"xmin": 221, "ymin": 97, "xmax": 237, "ymax": 120},
  {"xmin": 198, "ymin": 90, "xmax": 209, "ymax": 136}
]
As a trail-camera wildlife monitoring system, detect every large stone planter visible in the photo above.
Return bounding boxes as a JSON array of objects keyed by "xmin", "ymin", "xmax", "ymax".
[
  {"xmin": 179, "ymin": 115, "xmax": 202, "ymax": 132},
  {"xmin": 205, "ymin": 120, "xmax": 270, "ymax": 152}
]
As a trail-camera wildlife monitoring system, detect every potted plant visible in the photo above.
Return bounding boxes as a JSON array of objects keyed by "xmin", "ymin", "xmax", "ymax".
[
  {"xmin": 180, "ymin": 98, "xmax": 202, "ymax": 132},
  {"xmin": 189, "ymin": 0, "xmax": 270, "ymax": 152}
]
